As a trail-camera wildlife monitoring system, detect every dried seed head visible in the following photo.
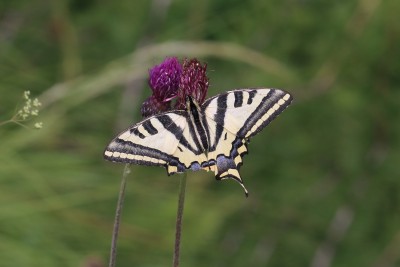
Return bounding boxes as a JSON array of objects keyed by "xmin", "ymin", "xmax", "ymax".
[
  {"xmin": 176, "ymin": 58, "xmax": 209, "ymax": 109},
  {"xmin": 140, "ymin": 95, "xmax": 170, "ymax": 118}
]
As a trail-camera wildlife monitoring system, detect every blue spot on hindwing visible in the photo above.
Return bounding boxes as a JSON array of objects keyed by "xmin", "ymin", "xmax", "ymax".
[
  {"xmin": 190, "ymin": 162, "xmax": 201, "ymax": 171},
  {"xmin": 216, "ymin": 155, "xmax": 236, "ymax": 173}
]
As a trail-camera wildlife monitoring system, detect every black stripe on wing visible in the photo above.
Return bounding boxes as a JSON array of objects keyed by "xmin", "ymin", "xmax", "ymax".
[
  {"xmin": 185, "ymin": 115, "xmax": 206, "ymax": 155},
  {"xmin": 142, "ymin": 120, "xmax": 158, "ymax": 135},
  {"xmin": 209, "ymin": 93, "xmax": 227, "ymax": 151},
  {"xmin": 238, "ymin": 89, "xmax": 292, "ymax": 139},
  {"xmin": 156, "ymin": 114, "xmax": 200, "ymax": 154}
]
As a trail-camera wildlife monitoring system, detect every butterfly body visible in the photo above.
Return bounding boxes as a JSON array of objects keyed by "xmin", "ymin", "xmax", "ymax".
[{"xmin": 104, "ymin": 88, "xmax": 292, "ymax": 195}]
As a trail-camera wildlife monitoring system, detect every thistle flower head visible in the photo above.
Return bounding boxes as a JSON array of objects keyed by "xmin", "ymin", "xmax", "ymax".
[
  {"xmin": 142, "ymin": 57, "xmax": 183, "ymax": 117},
  {"xmin": 141, "ymin": 57, "xmax": 209, "ymax": 117},
  {"xmin": 176, "ymin": 58, "xmax": 209, "ymax": 109},
  {"xmin": 149, "ymin": 57, "xmax": 182, "ymax": 102}
]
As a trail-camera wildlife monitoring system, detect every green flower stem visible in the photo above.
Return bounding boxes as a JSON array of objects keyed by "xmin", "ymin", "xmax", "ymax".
[
  {"xmin": 0, "ymin": 119, "xmax": 30, "ymax": 129},
  {"xmin": 109, "ymin": 164, "xmax": 130, "ymax": 267},
  {"xmin": 173, "ymin": 173, "xmax": 187, "ymax": 267}
]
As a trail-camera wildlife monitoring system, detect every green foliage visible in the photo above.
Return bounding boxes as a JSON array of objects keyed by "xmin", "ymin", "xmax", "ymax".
[{"xmin": 1, "ymin": 0, "xmax": 399, "ymax": 266}]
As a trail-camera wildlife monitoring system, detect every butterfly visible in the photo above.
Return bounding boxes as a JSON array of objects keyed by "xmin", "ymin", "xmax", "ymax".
[{"xmin": 104, "ymin": 88, "xmax": 292, "ymax": 196}]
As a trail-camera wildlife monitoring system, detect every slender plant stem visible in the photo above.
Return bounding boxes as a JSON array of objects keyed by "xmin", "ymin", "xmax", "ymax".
[
  {"xmin": 173, "ymin": 173, "xmax": 187, "ymax": 267},
  {"xmin": 109, "ymin": 164, "xmax": 130, "ymax": 267},
  {"xmin": 0, "ymin": 119, "xmax": 28, "ymax": 128}
]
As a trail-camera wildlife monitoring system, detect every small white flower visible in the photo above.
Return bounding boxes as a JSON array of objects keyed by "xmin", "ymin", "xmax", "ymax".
[
  {"xmin": 5, "ymin": 91, "xmax": 43, "ymax": 129},
  {"xmin": 23, "ymin": 91, "xmax": 30, "ymax": 100},
  {"xmin": 33, "ymin": 98, "xmax": 42, "ymax": 107},
  {"xmin": 23, "ymin": 106, "xmax": 30, "ymax": 113},
  {"xmin": 17, "ymin": 91, "xmax": 42, "ymax": 121},
  {"xmin": 34, "ymin": 122, "xmax": 43, "ymax": 129}
]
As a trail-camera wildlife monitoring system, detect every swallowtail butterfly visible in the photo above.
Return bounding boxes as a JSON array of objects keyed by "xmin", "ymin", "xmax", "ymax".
[{"xmin": 104, "ymin": 88, "xmax": 292, "ymax": 195}]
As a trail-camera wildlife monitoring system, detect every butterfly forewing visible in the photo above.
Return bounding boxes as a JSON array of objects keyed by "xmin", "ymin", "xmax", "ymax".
[
  {"xmin": 104, "ymin": 112, "xmax": 187, "ymax": 168},
  {"xmin": 202, "ymin": 88, "xmax": 292, "ymax": 139}
]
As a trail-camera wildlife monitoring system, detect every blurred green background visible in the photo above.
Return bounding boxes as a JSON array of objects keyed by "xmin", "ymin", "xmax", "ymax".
[{"xmin": 1, "ymin": 0, "xmax": 399, "ymax": 266}]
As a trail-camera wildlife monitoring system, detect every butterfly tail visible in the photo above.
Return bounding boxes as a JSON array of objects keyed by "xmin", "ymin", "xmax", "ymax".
[{"xmin": 215, "ymin": 155, "xmax": 249, "ymax": 197}]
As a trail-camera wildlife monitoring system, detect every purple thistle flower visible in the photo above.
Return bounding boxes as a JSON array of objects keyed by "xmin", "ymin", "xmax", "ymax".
[
  {"xmin": 142, "ymin": 57, "xmax": 183, "ymax": 117},
  {"xmin": 176, "ymin": 58, "xmax": 209, "ymax": 110},
  {"xmin": 149, "ymin": 57, "xmax": 182, "ymax": 102},
  {"xmin": 141, "ymin": 57, "xmax": 209, "ymax": 116}
]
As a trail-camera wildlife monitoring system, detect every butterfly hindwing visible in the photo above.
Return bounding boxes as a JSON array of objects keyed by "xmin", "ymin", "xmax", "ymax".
[
  {"xmin": 200, "ymin": 113, "xmax": 249, "ymax": 195},
  {"xmin": 168, "ymin": 118, "xmax": 208, "ymax": 174}
]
